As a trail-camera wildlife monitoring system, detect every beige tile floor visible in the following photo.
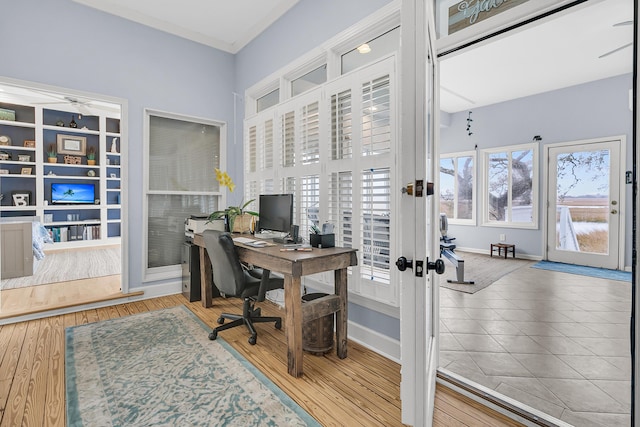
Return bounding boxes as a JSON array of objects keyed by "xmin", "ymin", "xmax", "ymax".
[{"xmin": 439, "ymin": 264, "xmax": 631, "ymax": 427}]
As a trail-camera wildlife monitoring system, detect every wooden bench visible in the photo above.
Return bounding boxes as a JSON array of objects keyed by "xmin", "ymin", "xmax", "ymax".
[{"xmin": 490, "ymin": 243, "xmax": 515, "ymax": 259}]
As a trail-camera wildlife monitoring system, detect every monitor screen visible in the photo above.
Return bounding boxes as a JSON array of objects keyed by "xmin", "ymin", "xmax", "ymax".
[
  {"xmin": 258, "ymin": 194, "xmax": 293, "ymax": 233},
  {"xmin": 51, "ymin": 183, "xmax": 96, "ymax": 205}
]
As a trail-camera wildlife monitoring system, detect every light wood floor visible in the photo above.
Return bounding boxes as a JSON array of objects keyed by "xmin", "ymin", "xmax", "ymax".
[
  {"xmin": 0, "ymin": 293, "xmax": 524, "ymax": 426},
  {"xmin": 0, "ymin": 275, "xmax": 142, "ymax": 320}
]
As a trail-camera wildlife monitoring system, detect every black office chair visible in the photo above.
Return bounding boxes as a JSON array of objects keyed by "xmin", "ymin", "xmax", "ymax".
[{"xmin": 202, "ymin": 229, "xmax": 283, "ymax": 345}]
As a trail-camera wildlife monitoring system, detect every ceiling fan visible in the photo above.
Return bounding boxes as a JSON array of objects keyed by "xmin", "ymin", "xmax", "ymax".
[{"xmin": 598, "ymin": 21, "xmax": 633, "ymax": 59}]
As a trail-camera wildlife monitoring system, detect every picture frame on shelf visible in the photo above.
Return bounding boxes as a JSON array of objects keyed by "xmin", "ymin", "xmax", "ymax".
[
  {"xmin": 23, "ymin": 140, "xmax": 35, "ymax": 148},
  {"xmin": 18, "ymin": 154, "xmax": 30, "ymax": 162},
  {"xmin": 20, "ymin": 167, "xmax": 32, "ymax": 175},
  {"xmin": 0, "ymin": 108, "xmax": 16, "ymax": 121},
  {"xmin": 11, "ymin": 191, "xmax": 31, "ymax": 206},
  {"xmin": 0, "ymin": 169, "xmax": 8, "ymax": 174},
  {"xmin": 57, "ymin": 134, "xmax": 87, "ymax": 155}
]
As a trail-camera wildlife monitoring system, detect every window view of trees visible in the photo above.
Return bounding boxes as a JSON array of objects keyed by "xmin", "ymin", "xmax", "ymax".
[
  {"xmin": 486, "ymin": 147, "xmax": 535, "ymax": 224},
  {"xmin": 439, "ymin": 154, "xmax": 474, "ymax": 223}
]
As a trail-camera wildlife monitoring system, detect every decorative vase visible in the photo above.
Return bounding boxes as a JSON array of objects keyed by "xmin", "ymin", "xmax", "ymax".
[
  {"xmin": 48, "ymin": 157, "xmax": 57, "ymax": 163},
  {"xmin": 232, "ymin": 214, "xmax": 254, "ymax": 234},
  {"xmin": 87, "ymin": 159, "xmax": 96, "ymax": 165}
]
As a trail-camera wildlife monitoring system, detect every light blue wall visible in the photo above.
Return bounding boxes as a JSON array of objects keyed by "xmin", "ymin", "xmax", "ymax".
[
  {"xmin": 2, "ymin": 0, "xmax": 235, "ymax": 289},
  {"xmin": 441, "ymin": 74, "xmax": 633, "ymax": 266}
]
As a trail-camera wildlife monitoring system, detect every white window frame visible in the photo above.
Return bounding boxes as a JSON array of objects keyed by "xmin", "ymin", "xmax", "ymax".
[
  {"xmin": 481, "ymin": 142, "xmax": 538, "ymax": 229},
  {"xmin": 439, "ymin": 150, "xmax": 476, "ymax": 225},
  {"xmin": 142, "ymin": 109, "xmax": 227, "ymax": 282}
]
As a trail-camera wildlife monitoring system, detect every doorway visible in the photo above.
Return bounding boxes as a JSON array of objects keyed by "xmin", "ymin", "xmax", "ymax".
[{"xmin": 546, "ymin": 138, "xmax": 623, "ymax": 269}]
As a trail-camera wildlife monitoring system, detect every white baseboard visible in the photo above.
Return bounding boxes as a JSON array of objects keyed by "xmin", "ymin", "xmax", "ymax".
[{"xmin": 347, "ymin": 319, "xmax": 400, "ymax": 363}]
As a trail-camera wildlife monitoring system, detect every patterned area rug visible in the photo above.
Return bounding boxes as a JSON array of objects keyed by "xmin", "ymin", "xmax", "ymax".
[
  {"xmin": 532, "ymin": 260, "xmax": 632, "ymax": 282},
  {"xmin": 440, "ymin": 251, "xmax": 535, "ymax": 294},
  {"xmin": 1, "ymin": 247, "xmax": 120, "ymax": 290},
  {"xmin": 65, "ymin": 305, "xmax": 319, "ymax": 427}
]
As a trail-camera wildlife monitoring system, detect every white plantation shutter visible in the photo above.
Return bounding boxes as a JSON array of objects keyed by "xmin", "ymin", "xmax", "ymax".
[
  {"xmin": 300, "ymin": 175, "xmax": 320, "ymax": 237},
  {"xmin": 247, "ymin": 125, "xmax": 257, "ymax": 173},
  {"xmin": 282, "ymin": 111, "xmax": 295, "ymax": 167},
  {"xmin": 362, "ymin": 75, "xmax": 391, "ymax": 157},
  {"xmin": 263, "ymin": 119, "xmax": 274, "ymax": 169},
  {"xmin": 329, "ymin": 171, "xmax": 353, "ymax": 249},
  {"xmin": 282, "ymin": 176, "xmax": 297, "ymax": 225},
  {"xmin": 245, "ymin": 57, "xmax": 397, "ymax": 306},
  {"xmin": 301, "ymin": 102, "xmax": 320, "ymax": 165},
  {"xmin": 361, "ymin": 168, "xmax": 391, "ymax": 284},
  {"xmin": 331, "ymin": 89, "xmax": 353, "ymax": 160},
  {"xmin": 246, "ymin": 180, "xmax": 258, "ymax": 212},
  {"xmin": 262, "ymin": 179, "xmax": 274, "ymax": 194}
]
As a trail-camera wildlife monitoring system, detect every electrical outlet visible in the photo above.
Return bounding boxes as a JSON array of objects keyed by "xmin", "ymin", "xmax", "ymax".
[{"xmin": 499, "ymin": 234, "xmax": 506, "ymax": 242}]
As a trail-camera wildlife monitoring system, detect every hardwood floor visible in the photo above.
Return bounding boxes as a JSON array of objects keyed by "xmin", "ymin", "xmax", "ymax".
[
  {"xmin": 0, "ymin": 294, "xmax": 524, "ymax": 426},
  {"xmin": 0, "ymin": 275, "xmax": 142, "ymax": 320}
]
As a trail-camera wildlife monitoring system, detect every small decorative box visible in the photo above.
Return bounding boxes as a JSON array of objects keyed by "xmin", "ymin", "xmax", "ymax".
[{"xmin": 310, "ymin": 233, "xmax": 335, "ymax": 248}]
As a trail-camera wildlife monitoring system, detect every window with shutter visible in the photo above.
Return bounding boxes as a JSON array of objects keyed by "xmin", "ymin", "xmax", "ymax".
[
  {"xmin": 301, "ymin": 101, "xmax": 320, "ymax": 165},
  {"xmin": 331, "ymin": 89, "xmax": 353, "ymax": 160},
  {"xmin": 362, "ymin": 75, "xmax": 391, "ymax": 157},
  {"xmin": 361, "ymin": 167, "xmax": 391, "ymax": 284},
  {"xmin": 300, "ymin": 175, "xmax": 320, "ymax": 237},
  {"xmin": 263, "ymin": 119, "xmax": 274, "ymax": 169},
  {"xmin": 329, "ymin": 171, "xmax": 353, "ymax": 249},
  {"xmin": 282, "ymin": 111, "xmax": 295, "ymax": 167},
  {"xmin": 247, "ymin": 125, "xmax": 257, "ymax": 173}
]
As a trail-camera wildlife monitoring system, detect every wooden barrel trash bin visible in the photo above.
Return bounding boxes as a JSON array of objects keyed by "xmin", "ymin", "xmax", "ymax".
[{"xmin": 302, "ymin": 293, "xmax": 334, "ymax": 355}]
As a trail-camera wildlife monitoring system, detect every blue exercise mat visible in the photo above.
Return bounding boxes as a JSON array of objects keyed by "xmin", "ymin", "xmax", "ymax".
[{"xmin": 531, "ymin": 260, "xmax": 631, "ymax": 282}]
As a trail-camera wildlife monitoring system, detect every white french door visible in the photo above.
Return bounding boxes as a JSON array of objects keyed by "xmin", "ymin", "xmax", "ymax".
[
  {"xmin": 546, "ymin": 138, "xmax": 622, "ymax": 269},
  {"xmin": 399, "ymin": 1, "xmax": 439, "ymax": 425}
]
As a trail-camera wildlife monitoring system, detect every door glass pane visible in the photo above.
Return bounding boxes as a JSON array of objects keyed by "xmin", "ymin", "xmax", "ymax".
[{"xmin": 555, "ymin": 149, "xmax": 610, "ymax": 254}]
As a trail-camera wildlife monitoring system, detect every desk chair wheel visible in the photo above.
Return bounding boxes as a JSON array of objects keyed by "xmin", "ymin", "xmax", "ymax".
[
  {"xmin": 248, "ymin": 335, "xmax": 257, "ymax": 345},
  {"xmin": 208, "ymin": 330, "xmax": 218, "ymax": 340},
  {"xmin": 275, "ymin": 319, "xmax": 282, "ymax": 330},
  {"xmin": 216, "ymin": 317, "xmax": 225, "ymax": 325}
]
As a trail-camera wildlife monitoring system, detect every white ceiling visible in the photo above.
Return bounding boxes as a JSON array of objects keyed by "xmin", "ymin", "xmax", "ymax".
[
  {"xmin": 72, "ymin": 0, "xmax": 300, "ymax": 54},
  {"xmin": 2, "ymin": 0, "xmax": 634, "ymax": 117},
  {"xmin": 440, "ymin": 0, "xmax": 634, "ymax": 113}
]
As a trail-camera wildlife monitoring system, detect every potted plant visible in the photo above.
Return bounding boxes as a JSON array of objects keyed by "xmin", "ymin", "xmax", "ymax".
[
  {"xmin": 47, "ymin": 145, "xmax": 57, "ymax": 163},
  {"xmin": 87, "ymin": 147, "xmax": 96, "ymax": 165},
  {"xmin": 207, "ymin": 169, "xmax": 258, "ymax": 233}
]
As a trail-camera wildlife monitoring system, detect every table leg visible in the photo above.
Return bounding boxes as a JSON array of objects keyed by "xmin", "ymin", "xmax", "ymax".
[
  {"xmin": 199, "ymin": 246, "xmax": 213, "ymax": 308},
  {"xmin": 284, "ymin": 274, "xmax": 303, "ymax": 377},
  {"xmin": 335, "ymin": 268, "xmax": 348, "ymax": 359}
]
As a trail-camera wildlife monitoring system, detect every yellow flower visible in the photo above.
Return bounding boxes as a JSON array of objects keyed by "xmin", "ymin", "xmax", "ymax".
[{"xmin": 215, "ymin": 168, "xmax": 235, "ymax": 192}]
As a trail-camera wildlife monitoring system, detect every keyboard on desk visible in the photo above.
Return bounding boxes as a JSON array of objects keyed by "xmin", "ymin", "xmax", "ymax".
[{"xmin": 253, "ymin": 231, "xmax": 286, "ymax": 240}]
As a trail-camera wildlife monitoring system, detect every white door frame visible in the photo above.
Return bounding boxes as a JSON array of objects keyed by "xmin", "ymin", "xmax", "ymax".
[{"xmin": 542, "ymin": 136, "xmax": 626, "ymax": 270}]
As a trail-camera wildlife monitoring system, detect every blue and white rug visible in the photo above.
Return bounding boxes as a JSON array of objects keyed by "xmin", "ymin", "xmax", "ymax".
[
  {"xmin": 531, "ymin": 261, "xmax": 631, "ymax": 282},
  {"xmin": 65, "ymin": 305, "xmax": 319, "ymax": 427}
]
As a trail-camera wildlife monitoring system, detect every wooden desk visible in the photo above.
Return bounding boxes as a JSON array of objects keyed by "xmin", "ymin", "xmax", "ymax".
[{"xmin": 193, "ymin": 233, "xmax": 358, "ymax": 377}]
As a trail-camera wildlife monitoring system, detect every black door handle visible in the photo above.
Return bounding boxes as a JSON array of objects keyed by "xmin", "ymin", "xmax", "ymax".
[
  {"xmin": 396, "ymin": 256, "xmax": 413, "ymax": 271},
  {"xmin": 426, "ymin": 258, "xmax": 445, "ymax": 274}
]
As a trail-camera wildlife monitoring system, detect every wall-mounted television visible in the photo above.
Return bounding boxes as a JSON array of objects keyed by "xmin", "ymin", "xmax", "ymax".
[{"xmin": 51, "ymin": 183, "xmax": 96, "ymax": 205}]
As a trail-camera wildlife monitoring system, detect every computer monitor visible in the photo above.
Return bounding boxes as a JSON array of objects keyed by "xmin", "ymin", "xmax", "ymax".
[{"xmin": 258, "ymin": 194, "xmax": 293, "ymax": 233}]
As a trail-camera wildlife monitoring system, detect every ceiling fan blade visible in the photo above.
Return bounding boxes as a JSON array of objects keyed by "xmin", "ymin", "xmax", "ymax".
[{"xmin": 598, "ymin": 42, "xmax": 632, "ymax": 59}]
